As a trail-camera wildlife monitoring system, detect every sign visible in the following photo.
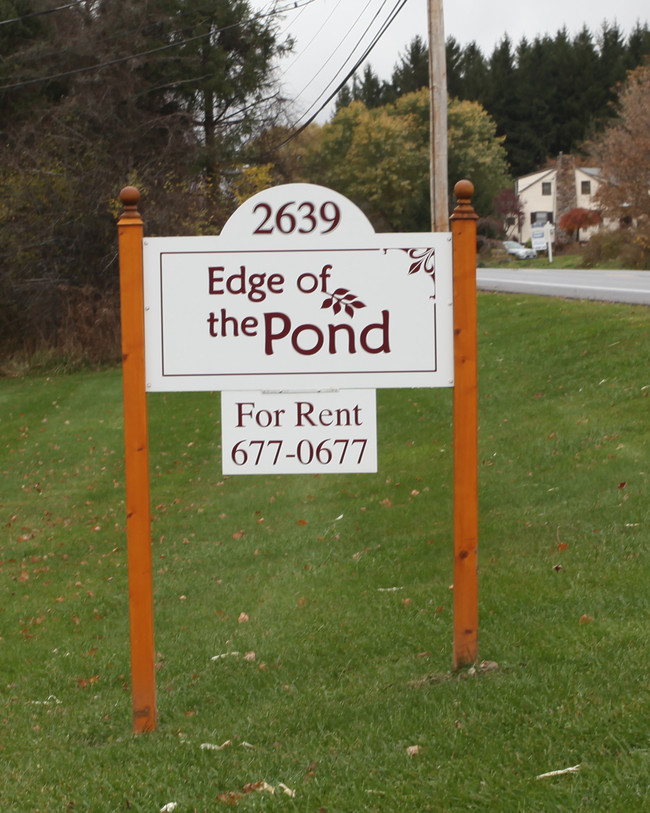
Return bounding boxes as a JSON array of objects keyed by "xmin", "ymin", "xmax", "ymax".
[
  {"xmin": 143, "ymin": 183, "xmax": 454, "ymax": 391},
  {"xmin": 531, "ymin": 228, "xmax": 547, "ymax": 251},
  {"xmin": 221, "ymin": 389, "xmax": 377, "ymax": 474}
]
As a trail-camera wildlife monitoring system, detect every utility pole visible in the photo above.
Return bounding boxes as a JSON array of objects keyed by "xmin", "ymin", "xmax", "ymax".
[{"xmin": 428, "ymin": 0, "xmax": 448, "ymax": 232}]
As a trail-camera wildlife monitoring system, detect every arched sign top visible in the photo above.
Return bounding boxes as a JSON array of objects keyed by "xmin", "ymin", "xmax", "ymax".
[{"xmin": 220, "ymin": 183, "xmax": 376, "ymax": 243}]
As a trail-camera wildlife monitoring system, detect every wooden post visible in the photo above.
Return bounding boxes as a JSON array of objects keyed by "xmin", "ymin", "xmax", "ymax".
[
  {"xmin": 450, "ymin": 180, "xmax": 479, "ymax": 669},
  {"xmin": 118, "ymin": 186, "xmax": 157, "ymax": 732}
]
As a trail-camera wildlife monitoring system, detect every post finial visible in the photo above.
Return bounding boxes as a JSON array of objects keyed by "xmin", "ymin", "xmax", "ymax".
[
  {"xmin": 119, "ymin": 186, "xmax": 141, "ymax": 220},
  {"xmin": 451, "ymin": 179, "xmax": 478, "ymax": 222}
]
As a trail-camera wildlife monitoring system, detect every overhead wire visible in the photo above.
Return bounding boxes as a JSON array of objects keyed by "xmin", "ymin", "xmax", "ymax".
[
  {"xmin": 0, "ymin": 0, "xmax": 85, "ymax": 27},
  {"xmin": 0, "ymin": 0, "xmax": 316, "ymax": 92},
  {"xmin": 288, "ymin": 0, "xmax": 384, "ymax": 104},
  {"xmin": 1, "ymin": 0, "xmax": 410, "ymax": 152},
  {"xmin": 273, "ymin": 0, "xmax": 410, "ymax": 147},
  {"xmin": 278, "ymin": 0, "xmax": 347, "ymax": 78}
]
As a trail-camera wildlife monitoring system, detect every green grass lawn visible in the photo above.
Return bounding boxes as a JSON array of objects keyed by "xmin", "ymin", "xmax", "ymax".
[
  {"xmin": 1, "ymin": 293, "xmax": 648, "ymax": 811},
  {"xmin": 484, "ymin": 252, "xmax": 587, "ymax": 271}
]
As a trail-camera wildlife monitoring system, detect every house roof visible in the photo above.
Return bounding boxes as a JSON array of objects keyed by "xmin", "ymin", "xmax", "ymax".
[{"xmin": 516, "ymin": 168, "xmax": 555, "ymax": 194}]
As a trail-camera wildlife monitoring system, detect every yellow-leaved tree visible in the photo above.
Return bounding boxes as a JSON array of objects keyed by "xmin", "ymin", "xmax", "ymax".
[{"xmin": 298, "ymin": 89, "xmax": 510, "ymax": 231}]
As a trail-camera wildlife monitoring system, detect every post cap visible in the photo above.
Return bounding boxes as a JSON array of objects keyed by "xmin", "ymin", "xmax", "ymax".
[
  {"xmin": 450, "ymin": 180, "xmax": 478, "ymax": 222},
  {"xmin": 120, "ymin": 186, "xmax": 140, "ymax": 207},
  {"xmin": 454, "ymin": 180, "xmax": 475, "ymax": 202},
  {"xmin": 118, "ymin": 186, "xmax": 141, "ymax": 221}
]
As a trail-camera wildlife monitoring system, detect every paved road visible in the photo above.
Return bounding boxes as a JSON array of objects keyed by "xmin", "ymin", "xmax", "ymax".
[{"xmin": 477, "ymin": 267, "xmax": 650, "ymax": 306}]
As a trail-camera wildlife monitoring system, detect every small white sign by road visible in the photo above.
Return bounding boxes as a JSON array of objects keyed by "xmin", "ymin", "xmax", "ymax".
[{"xmin": 221, "ymin": 389, "xmax": 377, "ymax": 474}]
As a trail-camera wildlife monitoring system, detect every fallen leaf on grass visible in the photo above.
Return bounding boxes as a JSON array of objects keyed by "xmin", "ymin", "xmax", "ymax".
[
  {"xmin": 238, "ymin": 612, "xmax": 249, "ymax": 623},
  {"xmin": 217, "ymin": 791, "xmax": 242, "ymax": 805},
  {"xmin": 410, "ymin": 660, "xmax": 499, "ymax": 688},
  {"xmin": 536, "ymin": 764, "xmax": 581, "ymax": 779},
  {"xmin": 216, "ymin": 779, "xmax": 296, "ymax": 804},
  {"xmin": 579, "ymin": 614, "xmax": 594, "ymax": 624},
  {"xmin": 243, "ymin": 651, "xmax": 256, "ymax": 662},
  {"xmin": 30, "ymin": 695, "xmax": 62, "ymax": 706},
  {"xmin": 469, "ymin": 660, "xmax": 499, "ymax": 674},
  {"xmin": 406, "ymin": 745, "xmax": 421, "ymax": 756},
  {"xmin": 243, "ymin": 781, "xmax": 275, "ymax": 795},
  {"xmin": 201, "ymin": 740, "xmax": 232, "ymax": 751},
  {"xmin": 160, "ymin": 804, "xmax": 178, "ymax": 812}
]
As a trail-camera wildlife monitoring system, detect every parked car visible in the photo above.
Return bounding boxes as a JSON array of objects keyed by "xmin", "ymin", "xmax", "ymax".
[{"xmin": 503, "ymin": 240, "xmax": 537, "ymax": 259}]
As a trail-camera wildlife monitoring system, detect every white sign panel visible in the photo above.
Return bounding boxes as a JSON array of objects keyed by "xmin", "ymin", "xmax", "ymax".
[
  {"xmin": 143, "ymin": 183, "xmax": 453, "ymax": 391},
  {"xmin": 221, "ymin": 390, "xmax": 377, "ymax": 474},
  {"xmin": 531, "ymin": 228, "xmax": 547, "ymax": 251}
]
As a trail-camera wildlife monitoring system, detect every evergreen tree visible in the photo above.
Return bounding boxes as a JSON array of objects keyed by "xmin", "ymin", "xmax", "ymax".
[
  {"xmin": 445, "ymin": 36, "xmax": 464, "ymax": 99},
  {"xmin": 597, "ymin": 21, "xmax": 629, "ymax": 95},
  {"xmin": 390, "ymin": 35, "xmax": 429, "ymax": 97},
  {"xmin": 505, "ymin": 36, "xmax": 554, "ymax": 175},
  {"xmin": 625, "ymin": 22, "xmax": 650, "ymax": 67},
  {"xmin": 357, "ymin": 63, "xmax": 387, "ymax": 108},
  {"xmin": 456, "ymin": 41, "xmax": 488, "ymax": 101}
]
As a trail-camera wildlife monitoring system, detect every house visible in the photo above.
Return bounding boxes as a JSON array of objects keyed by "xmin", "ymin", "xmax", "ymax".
[{"xmin": 514, "ymin": 154, "xmax": 604, "ymax": 244}]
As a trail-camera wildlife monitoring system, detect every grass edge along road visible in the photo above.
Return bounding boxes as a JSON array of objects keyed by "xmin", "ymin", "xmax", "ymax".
[{"xmin": 1, "ymin": 293, "xmax": 648, "ymax": 811}]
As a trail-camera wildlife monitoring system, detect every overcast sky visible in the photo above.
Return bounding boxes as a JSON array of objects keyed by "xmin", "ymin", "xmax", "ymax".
[{"xmin": 251, "ymin": 0, "xmax": 649, "ymax": 124}]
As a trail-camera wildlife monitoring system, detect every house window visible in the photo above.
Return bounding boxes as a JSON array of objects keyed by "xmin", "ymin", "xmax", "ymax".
[
  {"xmin": 542, "ymin": 182, "xmax": 552, "ymax": 196},
  {"xmin": 581, "ymin": 180, "xmax": 591, "ymax": 195},
  {"xmin": 531, "ymin": 212, "xmax": 553, "ymax": 225}
]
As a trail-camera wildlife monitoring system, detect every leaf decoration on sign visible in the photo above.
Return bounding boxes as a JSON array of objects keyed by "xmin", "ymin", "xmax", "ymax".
[
  {"xmin": 321, "ymin": 287, "xmax": 366, "ymax": 318},
  {"xmin": 383, "ymin": 247, "xmax": 436, "ymax": 293}
]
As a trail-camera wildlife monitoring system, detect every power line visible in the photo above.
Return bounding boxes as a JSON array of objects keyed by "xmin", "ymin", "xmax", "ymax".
[
  {"xmin": 279, "ymin": 0, "xmax": 348, "ymax": 78},
  {"xmin": 271, "ymin": 0, "xmax": 410, "ymax": 149},
  {"xmin": 0, "ymin": 0, "xmax": 316, "ymax": 92},
  {"xmin": 0, "ymin": 0, "xmax": 85, "ymax": 27},
  {"xmin": 289, "ymin": 0, "xmax": 385, "ymax": 104},
  {"xmin": 287, "ymin": 0, "xmax": 409, "ymax": 133}
]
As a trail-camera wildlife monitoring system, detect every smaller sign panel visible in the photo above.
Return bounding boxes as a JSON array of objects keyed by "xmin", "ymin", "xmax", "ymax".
[
  {"xmin": 531, "ymin": 228, "xmax": 548, "ymax": 251},
  {"xmin": 221, "ymin": 390, "xmax": 377, "ymax": 475},
  {"xmin": 531, "ymin": 228, "xmax": 547, "ymax": 251}
]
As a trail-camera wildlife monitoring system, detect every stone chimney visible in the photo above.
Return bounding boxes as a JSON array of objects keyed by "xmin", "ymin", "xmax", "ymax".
[{"xmin": 555, "ymin": 153, "xmax": 577, "ymax": 243}]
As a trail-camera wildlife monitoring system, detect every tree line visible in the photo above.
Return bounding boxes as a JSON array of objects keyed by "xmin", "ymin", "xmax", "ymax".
[{"xmin": 338, "ymin": 22, "xmax": 650, "ymax": 177}]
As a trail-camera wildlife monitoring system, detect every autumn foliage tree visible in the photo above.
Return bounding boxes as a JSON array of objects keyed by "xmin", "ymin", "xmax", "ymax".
[
  {"xmin": 300, "ymin": 90, "xmax": 510, "ymax": 232},
  {"xmin": 588, "ymin": 64, "xmax": 650, "ymax": 221},
  {"xmin": 493, "ymin": 188, "xmax": 524, "ymax": 236},
  {"xmin": 558, "ymin": 207, "xmax": 603, "ymax": 242}
]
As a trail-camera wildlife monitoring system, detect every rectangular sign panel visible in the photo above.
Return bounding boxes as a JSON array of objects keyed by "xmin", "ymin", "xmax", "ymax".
[
  {"xmin": 221, "ymin": 390, "xmax": 377, "ymax": 474},
  {"xmin": 143, "ymin": 184, "xmax": 453, "ymax": 391}
]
